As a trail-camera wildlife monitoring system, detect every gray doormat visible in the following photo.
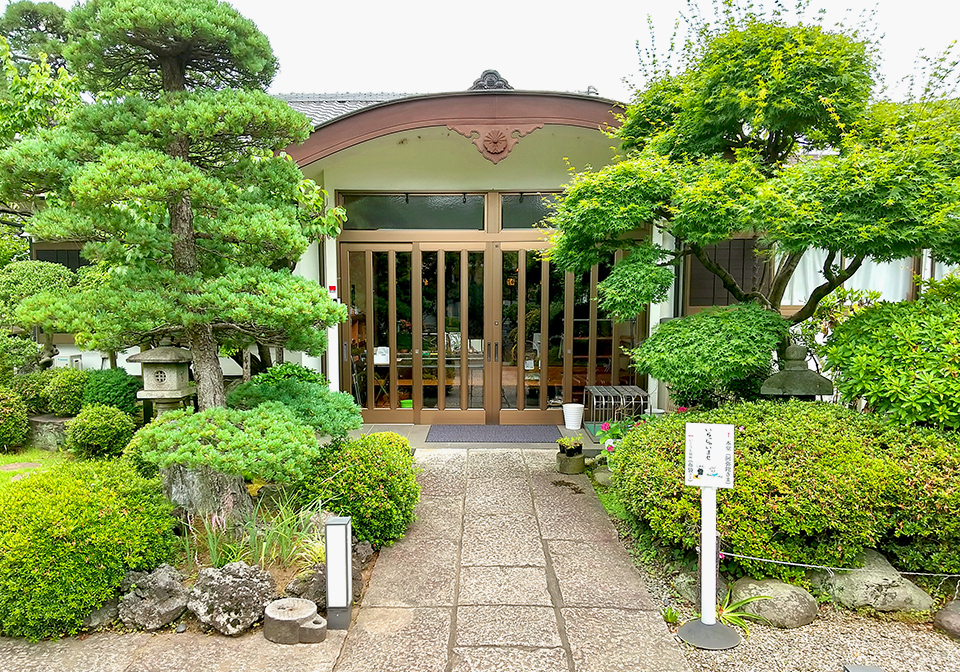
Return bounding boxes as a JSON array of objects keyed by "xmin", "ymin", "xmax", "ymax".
[{"xmin": 425, "ymin": 424, "xmax": 561, "ymax": 443}]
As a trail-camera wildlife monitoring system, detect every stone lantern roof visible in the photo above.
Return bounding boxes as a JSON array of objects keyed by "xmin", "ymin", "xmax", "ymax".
[{"xmin": 127, "ymin": 346, "xmax": 193, "ymax": 364}]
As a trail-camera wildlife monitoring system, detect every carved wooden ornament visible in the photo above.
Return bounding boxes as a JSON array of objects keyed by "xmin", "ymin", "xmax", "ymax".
[{"xmin": 447, "ymin": 123, "xmax": 544, "ymax": 164}]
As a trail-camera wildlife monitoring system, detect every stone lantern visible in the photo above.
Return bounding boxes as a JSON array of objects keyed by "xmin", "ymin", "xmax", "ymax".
[
  {"xmin": 127, "ymin": 346, "xmax": 195, "ymax": 417},
  {"xmin": 760, "ymin": 345, "xmax": 833, "ymax": 401}
]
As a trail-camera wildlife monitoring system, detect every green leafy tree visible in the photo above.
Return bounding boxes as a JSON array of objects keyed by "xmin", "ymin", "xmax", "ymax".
[
  {"xmin": 0, "ymin": 33, "xmax": 78, "ymax": 242},
  {"xmin": 547, "ymin": 3, "xmax": 960, "ymax": 328},
  {"xmin": 0, "ymin": 260, "xmax": 74, "ymax": 370},
  {"xmin": 0, "ymin": 1, "xmax": 68, "ymax": 74},
  {"xmin": 0, "ymin": 0, "xmax": 348, "ymax": 519},
  {"xmin": 0, "ymin": 0, "xmax": 347, "ymax": 412}
]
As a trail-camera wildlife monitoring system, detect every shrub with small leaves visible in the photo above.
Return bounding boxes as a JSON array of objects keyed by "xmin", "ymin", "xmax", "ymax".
[
  {"xmin": 0, "ymin": 460, "xmax": 175, "ymax": 641},
  {"xmin": 630, "ymin": 303, "xmax": 789, "ymax": 407},
  {"xmin": 612, "ymin": 401, "xmax": 899, "ymax": 581},
  {"xmin": 66, "ymin": 404, "xmax": 136, "ymax": 459},
  {"xmin": 8, "ymin": 370, "xmax": 54, "ymax": 415},
  {"xmin": 227, "ymin": 377, "xmax": 361, "ymax": 438},
  {"xmin": 82, "ymin": 368, "xmax": 142, "ymax": 416},
  {"xmin": 252, "ymin": 362, "xmax": 326, "ymax": 385},
  {"xmin": 0, "ymin": 387, "xmax": 28, "ymax": 452},
  {"xmin": 45, "ymin": 367, "xmax": 89, "ymax": 416},
  {"xmin": 295, "ymin": 432, "xmax": 420, "ymax": 547},
  {"xmin": 126, "ymin": 402, "xmax": 320, "ymax": 483},
  {"xmin": 825, "ymin": 275, "xmax": 960, "ymax": 428}
]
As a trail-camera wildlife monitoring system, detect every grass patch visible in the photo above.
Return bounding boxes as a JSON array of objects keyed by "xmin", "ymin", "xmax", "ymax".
[{"xmin": 0, "ymin": 449, "xmax": 66, "ymax": 488}]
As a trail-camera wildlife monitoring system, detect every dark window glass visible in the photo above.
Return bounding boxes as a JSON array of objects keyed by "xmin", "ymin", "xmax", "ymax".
[
  {"xmin": 688, "ymin": 239, "xmax": 762, "ymax": 307},
  {"xmin": 342, "ymin": 194, "xmax": 484, "ymax": 230},
  {"xmin": 502, "ymin": 193, "xmax": 553, "ymax": 229}
]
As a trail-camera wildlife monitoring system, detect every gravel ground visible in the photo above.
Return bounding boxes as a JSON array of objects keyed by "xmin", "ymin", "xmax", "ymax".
[{"xmin": 610, "ymin": 519, "xmax": 960, "ymax": 672}]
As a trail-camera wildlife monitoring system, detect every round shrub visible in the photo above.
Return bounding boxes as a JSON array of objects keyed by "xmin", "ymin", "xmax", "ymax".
[
  {"xmin": 612, "ymin": 401, "xmax": 903, "ymax": 581},
  {"xmin": 0, "ymin": 460, "xmax": 175, "ymax": 641},
  {"xmin": 0, "ymin": 387, "xmax": 29, "ymax": 452},
  {"xmin": 8, "ymin": 370, "xmax": 54, "ymax": 415},
  {"xmin": 126, "ymin": 403, "xmax": 321, "ymax": 483},
  {"xmin": 295, "ymin": 432, "xmax": 420, "ymax": 548},
  {"xmin": 227, "ymin": 378, "xmax": 361, "ymax": 438},
  {"xmin": 82, "ymin": 368, "xmax": 142, "ymax": 416},
  {"xmin": 66, "ymin": 404, "xmax": 136, "ymax": 459},
  {"xmin": 630, "ymin": 303, "xmax": 789, "ymax": 407},
  {"xmin": 45, "ymin": 368, "xmax": 89, "ymax": 416},
  {"xmin": 825, "ymin": 276, "xmax": 960, "ymax": 428}
]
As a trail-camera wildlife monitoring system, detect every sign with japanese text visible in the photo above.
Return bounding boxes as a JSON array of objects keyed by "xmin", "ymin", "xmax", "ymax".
[{"xmin": 684, "ymin": 423, "xmax": 734, "ymax": 489}]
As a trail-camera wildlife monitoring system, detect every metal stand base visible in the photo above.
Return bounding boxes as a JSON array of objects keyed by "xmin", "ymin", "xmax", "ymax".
[
  {"xmin": 677, "ymin": 620, "xmax": 740, "ymax": 650},
  {"xmin": 326, "ymin": 606, "xmax": 351, "ymax": 630}
]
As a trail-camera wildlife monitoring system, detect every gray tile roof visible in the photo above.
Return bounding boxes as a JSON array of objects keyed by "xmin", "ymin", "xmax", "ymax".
[{"xmin": 277, "ymin": 92, "xmax": 412, "ymax": 128}]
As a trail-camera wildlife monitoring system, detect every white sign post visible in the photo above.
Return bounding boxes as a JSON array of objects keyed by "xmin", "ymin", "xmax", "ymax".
[{"xmin": 677, "ymin": 422, "xmax": 740, "ymax": 650}]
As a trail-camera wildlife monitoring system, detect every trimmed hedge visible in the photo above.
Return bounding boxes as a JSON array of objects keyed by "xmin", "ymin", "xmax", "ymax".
[
  {"xmin": 0, "ymin": 387, "xmax": 28, "ymax": 452},
  {"xmin": 227, "ymin": 378, "xmax": 361, "ymax": 438},
  {"xmin": 66, "ymin": 404, "xmax": 136, "ymax": 459},
  {"xmin": 82, "ymin": 368, "xmax": 142, "ymax": 416},
  {"xmin": 125, "ymin": 403, "xmax": 321, "ymax": 483},
  {"xmin": 295, "ymin": 432, "xmax": 420, "ymax": 547},
  {"xmin": 0, "ymin": 460, "xmax": 175, "ymax": 641},
  {"xmin": 45, "ymin": 368, "xmax": 89, "ymax": 417},
  {"xmin": 612, "ymin": 400, "xmax": 960, "ymax": 580}
]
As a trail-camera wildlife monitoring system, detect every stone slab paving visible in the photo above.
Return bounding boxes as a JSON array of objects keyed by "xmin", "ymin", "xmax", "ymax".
[
  {"xmin": 333, "ymin": 444, "xmax": 691, "ymax": 672},
  {"xmin": 0, "ymin": 629, "xmax": 348, "ymax": 672}
]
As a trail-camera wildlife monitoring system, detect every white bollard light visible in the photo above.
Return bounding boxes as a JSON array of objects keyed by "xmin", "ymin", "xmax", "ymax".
[{"xmin": 325, "ymin": 516, "xmax": 353, "ymax": 630}]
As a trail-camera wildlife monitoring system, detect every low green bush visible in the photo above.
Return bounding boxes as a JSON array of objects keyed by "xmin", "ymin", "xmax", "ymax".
[
  {"xmin": 825, "ymin": 275, "xmax": 960, "ymax": 428},
  {"xmin": 227, "ymin": 378, "xmax": 361, "ymax": 438},
  {"xmin": 66, "ymin": 404, "xmax": 136, "ymax": 459},
  {"xmin": 295, "ymin": 432, "xmax": 420, "ymax": 548},
  {"xmin": 126, "ymin": 403, "xmax": 321, "ymax": 483},
  {"xmin": 45, "ymin": 368, "xmax": 89, "ymax": 417},
  {"xmin": 0, "ymin": 387, "xmax": 28, "ymax": 452},
  {"xmin": 630, "ymin": 303, "xmax": 789, "ymax": 407},
  {"xmin": 82, "ymin": 368, "xmax": 142, "ymax": 416},
  {"xmin": 8, "ymin": 370, "xmax": 53, "ymax": 415},
  {"xmin": 0, "ymin": 460, "xmax": 175, "ymax": 641},
  {"xmin": 252, "ymin": 362, "xmax": 326, "ymax": 385},
  {"xmin": 612, "ymin": 400, "xmax": 960, "ymax": 580}
]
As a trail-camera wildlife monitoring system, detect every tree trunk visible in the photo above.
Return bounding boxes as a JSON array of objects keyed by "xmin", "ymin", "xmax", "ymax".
[
  {"xmin": 162, "ymin": 464, "xmax": 253, "ymax": 522},
  {"xmin": 188, "ymin": 323, "xmax": 225, "ymax": 410}
]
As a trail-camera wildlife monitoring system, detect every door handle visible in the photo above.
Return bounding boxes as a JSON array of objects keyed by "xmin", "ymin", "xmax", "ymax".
[
  {"xmin": 486, "ymin": 341, "xmax": 491, "ymax": 362},
  {"xmin": 494, "ymin": 342, "xmax": 499, "ymax": 362}
]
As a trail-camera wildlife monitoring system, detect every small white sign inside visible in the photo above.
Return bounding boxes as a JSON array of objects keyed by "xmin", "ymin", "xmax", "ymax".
[{"xmin": 684, "ymin": 423, "xmax": 735, "ymax": 489}]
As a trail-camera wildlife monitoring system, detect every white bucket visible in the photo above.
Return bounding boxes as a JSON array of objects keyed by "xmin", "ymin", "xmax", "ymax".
[{"xmin": 562, "ymin": 403, "xmax": 584, "ymax": 430}]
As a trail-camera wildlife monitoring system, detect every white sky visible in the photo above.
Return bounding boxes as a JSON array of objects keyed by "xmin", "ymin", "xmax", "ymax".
[{"xmin": 43, "ymin": 0, "xmax": 959, "ymax": 102}]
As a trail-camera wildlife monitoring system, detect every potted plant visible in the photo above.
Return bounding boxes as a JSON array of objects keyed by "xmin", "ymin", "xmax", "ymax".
[
  {"xmin": 556, "ymin": 434, "xmax": 583, "ymax": 457},
  {"xmin": 556, "ymin": 434, "xmax": 585, "ymax": 474}
]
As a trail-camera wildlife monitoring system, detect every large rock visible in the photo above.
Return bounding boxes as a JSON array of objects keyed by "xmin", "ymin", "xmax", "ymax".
[
  {"xmin": 934, "ymin": 600, "xmax": 960, "ymax": 640},
  {"xmin": 808, "ymin": 549, "xmax": 934, "ymax": 612},
  {"xmin": 284, "ymin": 564, "xmax": 326, "ymax": 605},
  {"xmin": 119, "ymin": 564, "xmax": 188, "ymax": 631},
  {"xmin": 730, "ymin": 577, "xmax": 818, "ymax": 629},
  {"xmin": 672, "ymin": 571, "xmax": 729, "ymax": 610},
  {"xmin": 187, "ymin": 561, "xmax": 277, "ymax": 636},
  {"xmin": 82, "ymin": 597, "xmax": 119, "ymax": 631}
]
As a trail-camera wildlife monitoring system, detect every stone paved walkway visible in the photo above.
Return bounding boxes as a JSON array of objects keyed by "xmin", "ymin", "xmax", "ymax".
[
  {"xmin": 0, "ymin": 436, "xmax": 691, "ymax": 672},
  {"xmin": 335, "ymin": 446, "xmax": 691, "ymax": 672}
]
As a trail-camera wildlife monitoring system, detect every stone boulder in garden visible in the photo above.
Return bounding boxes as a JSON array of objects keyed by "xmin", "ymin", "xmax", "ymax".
[
  {"xmin": 187, "ymin": 561, "xmax": 277, "ymax": 636},
  {"xmin": 119, "ymin": 564, "xmax": 188, "ymax": 631},
  {"xmin": 730, "ymin": 577, "xmax": 818, "ymax": 629},
  {"xmin": 807, "ymin": 549, "xmax": 934, "ymax": 612}
]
